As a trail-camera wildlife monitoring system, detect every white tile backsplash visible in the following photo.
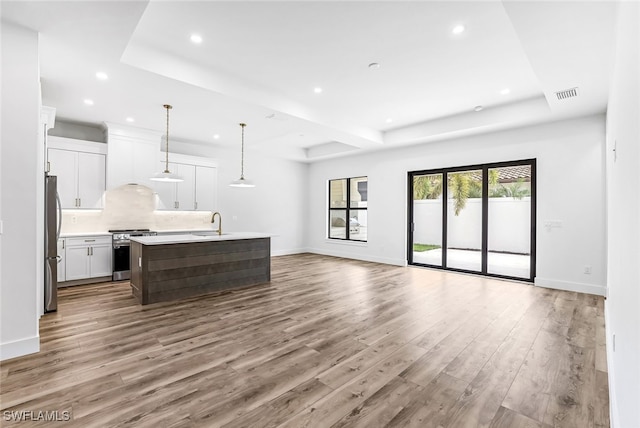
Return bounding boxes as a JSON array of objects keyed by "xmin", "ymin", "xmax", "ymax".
[{"xmin": 60, "ymin": 184, "xmax": 215, "ymax": 233}]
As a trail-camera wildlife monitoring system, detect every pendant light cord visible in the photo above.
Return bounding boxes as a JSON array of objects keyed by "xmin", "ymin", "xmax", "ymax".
[
  {"xmin": 239, "ymin": 123, "xmax": 246, "ymax": 179},
  {"xmin": 164, "ymin": 104, "xmax": 172, "ymax": 173}
]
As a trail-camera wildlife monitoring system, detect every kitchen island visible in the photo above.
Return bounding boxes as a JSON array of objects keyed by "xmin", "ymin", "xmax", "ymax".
[{"xmin": 129, "ymin": 232, "xmax": 270, "ymax": 305}]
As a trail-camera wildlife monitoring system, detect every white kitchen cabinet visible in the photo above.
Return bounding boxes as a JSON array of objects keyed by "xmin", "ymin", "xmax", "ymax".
[
  {"xmin": 105, "ymin": 123, "xmax": 161, "ymax": 189},
  {"xmin": 64, "ymin": 236, "xmax": 112, "ymax": 281},
  {"xmin": 47, "ymin": 139, "xmax": 106, "ymax": 209},
  {"xmin": 57, "ymin": 238, "xmax": 66, "ymax": 283},
  {"xmin": 155, "ymin": 162, "xmax": 217, "ymax": 211},
  {"xmin": 195, "ymin": 166, "xmax": 217, "ymax": 211}
]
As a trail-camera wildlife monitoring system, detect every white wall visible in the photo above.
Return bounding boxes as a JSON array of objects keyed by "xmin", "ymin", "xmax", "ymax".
[
  {"xmin": 0, "ymin": 22, "xmax": 41, "ymax": 360},
  {"xmin": 605, "ymin": 2, "xmax": 640, "ymax": 427},
  {"xmin": 172, "ymin": 141, "xmax": 308, "ymax": 256},
  {"xmin": 308, "ymin": 115, "xmax": 607, "ymax": 296}
]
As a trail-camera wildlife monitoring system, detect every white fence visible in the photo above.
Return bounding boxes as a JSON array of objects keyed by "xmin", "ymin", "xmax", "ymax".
[{"xmin": 413, "ymin": 197, "xmax": 531, "ymax": 254}]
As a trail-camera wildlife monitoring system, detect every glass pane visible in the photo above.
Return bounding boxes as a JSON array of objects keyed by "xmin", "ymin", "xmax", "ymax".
[
  {"xmin": 446, "ymin": 170, "xmax": 482, "ymax": 271},
  {"xmin": 412, "ymin": 173, "xmax": 443, "ymax": 266},
  {"xmin": 487, "ymin": 165, "xmax": 532, "ymax": 278},
  {"xmin": 349, "ymin": 210, "xmax": 367, "ymax": 241},
  {"xmin": 329, "ymin": 210, "xmax": 347, "ymax": 239},
  {"xmin": 350, "ymin": 177, "xmax": 368, "ymax": 208},
  {"xmin": 329, "ymin": 179, "xmax": 347, "ymax": 208}
]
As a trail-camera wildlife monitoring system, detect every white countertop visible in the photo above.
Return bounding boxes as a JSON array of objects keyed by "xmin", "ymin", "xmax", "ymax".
[
  {"xmin": 60, "ymin": 232, "xmax": 112, "ymax": 238},
  {"xmin": 129, "ymin": 232, "xmax": 270, "ymax": 246}
]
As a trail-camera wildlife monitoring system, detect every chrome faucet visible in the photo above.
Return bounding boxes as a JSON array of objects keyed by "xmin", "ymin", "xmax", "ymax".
[{"xmin": 211, "ymin": 212, "xmax": 222, "ymax": 235}]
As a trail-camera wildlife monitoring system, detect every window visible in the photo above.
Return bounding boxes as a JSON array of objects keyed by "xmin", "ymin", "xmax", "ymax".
[
  {"xmin": 328, "ymin": 176, "xmax": 368, "ymax": 241},
  {"xmin": 408, "ymin": 159, "xmax": 536, "ymax": 282}
]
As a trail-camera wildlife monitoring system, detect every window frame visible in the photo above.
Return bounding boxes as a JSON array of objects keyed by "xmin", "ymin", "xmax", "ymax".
[
  {"xmin": 407, "ymin": 159, "xmax": 536, "ymax": 282},
  {"xmin": 328, "ymin": 176, "xmax": 368, "ymax": 242}
]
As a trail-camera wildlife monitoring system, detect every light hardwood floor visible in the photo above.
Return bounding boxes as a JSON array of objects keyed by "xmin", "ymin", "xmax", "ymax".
[{"xmin": 0, "ymin": 254, "xmax": 609, "ymax": 427}]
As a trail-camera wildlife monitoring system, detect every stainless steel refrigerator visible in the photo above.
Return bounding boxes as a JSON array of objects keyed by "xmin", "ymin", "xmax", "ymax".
[{"xmin": 45, "ymin": 174, "xmax": 62, "ymax": 312}]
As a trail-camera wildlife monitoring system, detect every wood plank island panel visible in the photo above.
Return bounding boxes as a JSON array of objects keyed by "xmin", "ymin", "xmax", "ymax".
[{"xmin": 130, "ymin": 237, "xmax": 270, "ymax": 304}]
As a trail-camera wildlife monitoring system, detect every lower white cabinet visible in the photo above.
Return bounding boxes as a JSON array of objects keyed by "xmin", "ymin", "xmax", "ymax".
[
  {"xmin": 57, "ymin": 239, "xmax": 66, "ymax": 283},
  {"xmin": 64, "ymin": 236, "xmax": 112, "ymax": 281}
]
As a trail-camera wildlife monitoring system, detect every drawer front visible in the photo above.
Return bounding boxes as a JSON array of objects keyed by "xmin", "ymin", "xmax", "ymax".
[{"xmin": 66, "ymin": 236, "xmax": 112, "ymax": 247}]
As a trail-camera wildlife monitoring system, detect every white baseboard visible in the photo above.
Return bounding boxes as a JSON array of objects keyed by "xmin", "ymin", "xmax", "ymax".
[
  {"xmin": 604, "ymin": 302, "xmax": 619, "ymax": 428},
  {"xmin": 534, "ymin": 277, "xmax": 607, "ymax": 296},
  {"xmin": 0, "ymin": 335, "xmax": 39, "ymax": 361},
  {"xmin": 271, "ymin": 248, "xmax": 308, "ymax": 257},
  {"xmin": 307, "ymin": 247, "xmax": 406, "ymax": 267}
]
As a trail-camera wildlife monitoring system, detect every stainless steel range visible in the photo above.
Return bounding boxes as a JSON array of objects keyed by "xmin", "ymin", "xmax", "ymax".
[{"xmin": 110, "ymin": 229, "xmax": 157, "ymax": 281}]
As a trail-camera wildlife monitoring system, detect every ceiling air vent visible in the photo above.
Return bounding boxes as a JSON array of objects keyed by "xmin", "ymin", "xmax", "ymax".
[{"xmin": 555, "ymin": 87, "xmax": 579, "ymax": 100}]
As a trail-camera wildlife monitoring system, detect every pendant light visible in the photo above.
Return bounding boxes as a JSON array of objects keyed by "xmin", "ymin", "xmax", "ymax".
[
  {"xmin": 150, "ymin": 104, "xmax": 183, "ymax": 182},
  {"xmin": 229, "ymin": 122, "xmax": 255, "ymax": 187}
]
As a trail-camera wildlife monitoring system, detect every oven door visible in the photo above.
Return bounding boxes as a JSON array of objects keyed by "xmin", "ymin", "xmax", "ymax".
[{"xmin": 112, "ymin": 243, "xmax": 131, "ymax": 281}]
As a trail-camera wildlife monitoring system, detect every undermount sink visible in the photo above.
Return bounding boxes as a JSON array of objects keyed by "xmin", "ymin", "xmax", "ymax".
[{"xmin": 192, "ymin": 231, "xmax": 228, "ymax": 237}]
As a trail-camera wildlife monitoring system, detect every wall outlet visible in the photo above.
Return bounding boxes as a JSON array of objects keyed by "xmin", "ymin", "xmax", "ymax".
[
  {"xmin": 584, "ymin": 265, "xmax": 592, "ymax": 274},
  {"xmin": 544, "ymin": 220, "xmax": 563, "ymax": 229},
  {"xmin": 72, "ymin": 216, "xmax": 77, "ymax": 224}
]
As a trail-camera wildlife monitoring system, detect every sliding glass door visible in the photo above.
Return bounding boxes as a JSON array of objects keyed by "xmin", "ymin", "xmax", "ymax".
[{"xmin": 408, "ymin": 159, "xmax": 536, "ymax": 282}]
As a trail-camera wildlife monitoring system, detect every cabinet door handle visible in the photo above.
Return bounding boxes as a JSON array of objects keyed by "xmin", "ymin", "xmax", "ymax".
[
  {"xmin": 87, "ymin": 247, "xmax": 90, "ymax": 256},
  {"xmin": 78, "ymin": 197, "xmax": 81, "ymax": 207},
  {"xmin": 90, "ymin": 247, "xmax": 93, "ymax": 256},
  {"xmin": 195, "ymin": 201, "xmax": 198, "ymax": 210},
  {"xmin": 84, "ymin": 239, "xmax": 95, "ymax": 242},
  {"xmin": 62, "ymin": 240, "xmax": 65, "ymax": 249},
  {"xmin": 46, "ymin": 161, "xmax": 50, "ymax": 173}
]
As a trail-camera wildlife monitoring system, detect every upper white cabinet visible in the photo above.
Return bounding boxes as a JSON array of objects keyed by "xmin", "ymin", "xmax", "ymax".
[
  {"xmin": 153, "ymin": 154, "xmax": 217, "ymax": 211},
  {"xmin": 195, "ymin": 165, "xmax": 217, "ymax": 211},
  {"xmin": 104, "ymin": 123, "xmax": 161, "ymax": 189},
  {"xmin": 47, "ymin": 136, "xmax": 106, "ymax": 209}
]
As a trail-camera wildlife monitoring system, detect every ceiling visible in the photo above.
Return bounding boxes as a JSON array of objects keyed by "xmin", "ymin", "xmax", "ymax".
[{"xmin": 1, "ymin": 1, "xmax": 619, "ymax": 162}]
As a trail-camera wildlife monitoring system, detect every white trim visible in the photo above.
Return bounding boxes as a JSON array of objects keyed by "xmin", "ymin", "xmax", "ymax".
[
  {"xmin": 271, "ymin": 248, "xmax": 307, "ymax": 257},
  {"xmin": 604, "ymin": 301, "xmax": 619, "ymax": 428},
  {"xmin": 48, "ymin": 136, "xmax": 107, "ymax": 154},
  {"xmin": 534, "ymin": 277, "xmax": 606, "ymax": 296},
  {"xmin": 308, "ymin": 247, "xmax": 405, "ymax": 266},
  {"xmin": 103, "ymin": 122, "xmax": 162, "ymax": 142},
  {"xmin": 0, "ymin": 335, "xmax": 39, "ymax": 361},
  {"xmin": 164, "ymin": 152, "xmax": 218, "ymax": 168},
  {"xmin": 324, "ymin": 239, "xmax": 368, "ymax": 247}
]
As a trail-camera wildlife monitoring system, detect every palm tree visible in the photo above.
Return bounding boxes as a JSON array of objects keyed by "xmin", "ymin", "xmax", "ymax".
[{"xmin": 413, "ymin": 175, "xmax": 443, "ymax": 200}]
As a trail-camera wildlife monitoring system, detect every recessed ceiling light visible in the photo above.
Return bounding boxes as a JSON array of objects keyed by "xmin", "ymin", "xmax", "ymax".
[
  {"xmin": 213, "ymin": 134, "xmax": 220, "ymax": 140},
  {"xmin": 386, "ymin": 118, "xmax": 393, "ymax": 123},
  {"xmin": 314, "ymin": 87, "xmax": 323, "ymax": 94},
  {"xmin": 500, "ymin": 88, "xmax": 511, "ymax": 95},
  {"xmin": 368, "ymin": 62, "xmax": 380, "ymax": 69},
  {"xmin": 474, "ymin": 105, "xmax": 483, "ymax": 112},
  {"xmin": 95, "ymin": 72, "xmax": 108, "ymax": 80},
  {"xmin": 190, "ymin": 34, "xmax": 203, "ymax": 44},
  {"xmin": 452, "ymin": 25, "xmax": 465, "ymax": 35},
  {"xmin": 84, "ymin": 99, "xmax": 94, "ymax": 106},
  {"xmin": 126, "ymin": 117, "xmax": 135, "ymax": 123}
]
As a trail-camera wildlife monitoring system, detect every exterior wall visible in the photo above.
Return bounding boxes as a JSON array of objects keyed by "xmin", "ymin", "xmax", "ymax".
[{"xmin": 414, "ymin": 197, "xmax": 531, "ymax": 254}]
